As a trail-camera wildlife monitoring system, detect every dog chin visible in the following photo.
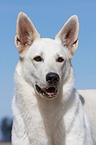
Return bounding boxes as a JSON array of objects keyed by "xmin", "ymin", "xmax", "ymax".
[{"xmin": 35, "ymin": 84, "xmax": 58, "ymax": 99}]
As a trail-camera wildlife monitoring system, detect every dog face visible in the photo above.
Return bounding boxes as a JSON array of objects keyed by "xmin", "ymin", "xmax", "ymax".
[
  {"xmin": 15, "ymin": 12, "xmax": 79, "ymax": 99},
  {"xmin": 23, "ymin": 38, "xmax": 68, "ymax": 98}
]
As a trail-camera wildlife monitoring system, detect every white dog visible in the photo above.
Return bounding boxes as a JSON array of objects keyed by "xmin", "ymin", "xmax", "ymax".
[{"xmin": 12, "ymin": 12, "xmax": 96, "ymax": 145}]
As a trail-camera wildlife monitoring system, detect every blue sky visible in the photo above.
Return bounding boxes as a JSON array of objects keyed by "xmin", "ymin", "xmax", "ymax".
[{"xmin": 0, "ymin": 0, "xmax": 96, "ymax": 118}]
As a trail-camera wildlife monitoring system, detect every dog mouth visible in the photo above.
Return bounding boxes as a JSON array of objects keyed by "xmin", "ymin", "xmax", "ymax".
[{"xmin": 35, "ymin": 84, "xmax": 58, "ymax": 99}]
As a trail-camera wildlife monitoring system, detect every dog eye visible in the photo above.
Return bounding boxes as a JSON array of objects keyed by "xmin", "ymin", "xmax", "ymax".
[
  {"xmin": 56, "ymin": 57, "xmax": 64, "ymax": 63},
  {"xmin": 33, "ymin": 56, "xmax": 43, "ymax": 62}
]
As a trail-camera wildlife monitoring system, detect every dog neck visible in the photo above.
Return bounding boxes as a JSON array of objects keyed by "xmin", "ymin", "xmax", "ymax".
[{"xmin": 34, "ymin": 67, "xmax": 75, "ymax": 142}]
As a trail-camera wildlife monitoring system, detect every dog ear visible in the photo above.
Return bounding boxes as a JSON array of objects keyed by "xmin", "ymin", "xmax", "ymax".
[
  {"xmin": 55, "ymin": 15, "xmax": 79, "ymax": 59},
  {"xmin": 15, "ymin": 12, "xmax": 40, "ymax": 57}
]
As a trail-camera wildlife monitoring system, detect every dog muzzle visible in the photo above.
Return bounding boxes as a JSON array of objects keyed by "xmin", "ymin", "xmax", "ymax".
[{"xmin": 35, "ymin": 72, "xmax": 60, "ymax": 99}]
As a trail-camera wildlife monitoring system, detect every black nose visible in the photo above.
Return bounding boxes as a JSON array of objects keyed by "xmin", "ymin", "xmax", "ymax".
[{"xmin": 46, "ymin": 72, "xmax": 60, "ymax": 85}]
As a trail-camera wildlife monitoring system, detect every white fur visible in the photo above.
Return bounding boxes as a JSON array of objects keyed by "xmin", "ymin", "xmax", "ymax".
[{"xmin": 12, "ymin": 12, "xmax": 96, "ymax": 145}]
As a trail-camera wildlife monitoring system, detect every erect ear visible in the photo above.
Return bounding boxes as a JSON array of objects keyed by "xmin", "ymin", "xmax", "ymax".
[
  {"xmin": 55, "ymin": 15, "xmax": 79, "ymax": 59},
  {"xmin": 15, "ymin": 12, "xmax": 40, "ymax": 57}
]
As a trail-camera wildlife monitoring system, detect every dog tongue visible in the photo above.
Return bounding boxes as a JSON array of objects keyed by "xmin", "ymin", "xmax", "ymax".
[{"xmin": 45, "ymin": 87, "xmax": 56, "ymax": 95}]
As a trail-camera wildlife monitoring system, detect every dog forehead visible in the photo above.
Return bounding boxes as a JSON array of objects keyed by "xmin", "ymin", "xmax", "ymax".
[{"xmin": 28, "ymin": 38, "xmax": 67, "ymax": 57}]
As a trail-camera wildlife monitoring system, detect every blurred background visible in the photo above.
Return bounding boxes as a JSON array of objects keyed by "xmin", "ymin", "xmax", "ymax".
[{"xmin": 0, "ymin": 0, "xmax": 96, "ymax": 143}]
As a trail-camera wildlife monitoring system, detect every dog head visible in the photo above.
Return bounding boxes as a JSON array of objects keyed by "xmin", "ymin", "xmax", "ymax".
[{"xmin": 15, "ymin": 12, "xmax": 79, "ymax": 99}]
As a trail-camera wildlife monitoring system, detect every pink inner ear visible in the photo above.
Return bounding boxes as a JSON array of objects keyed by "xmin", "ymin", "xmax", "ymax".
[
  {"xmin": 65, "ymin": 26, "xmax": 75, "ymax": 48},
  {"xmin": 19, "ymin": 17, "xmax": 33, "ymax": 46}
]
